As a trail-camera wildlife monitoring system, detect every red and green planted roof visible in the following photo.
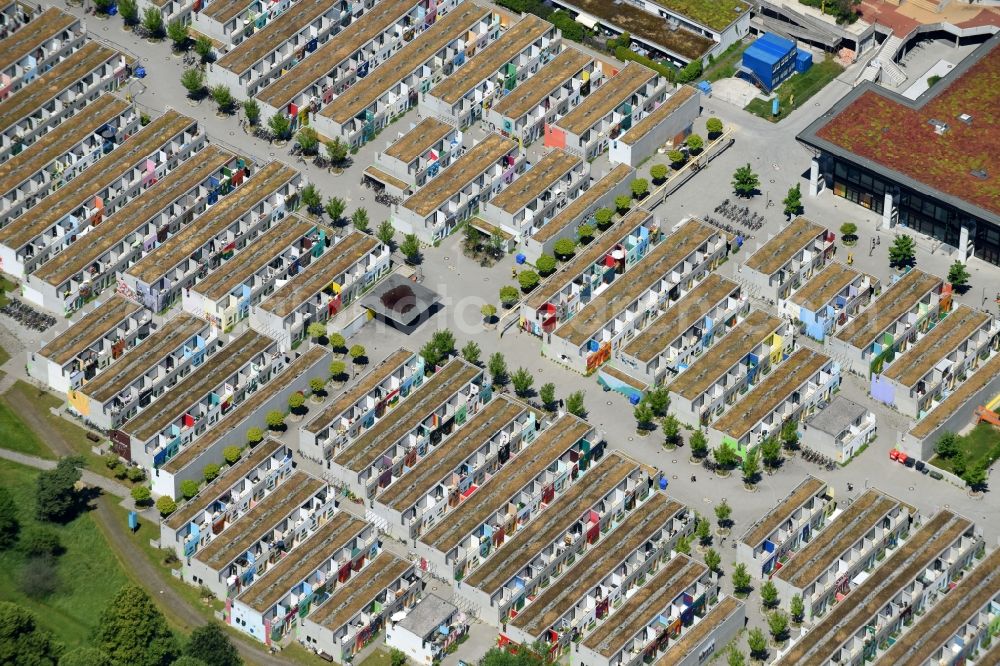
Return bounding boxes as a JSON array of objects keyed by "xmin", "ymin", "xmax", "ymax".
[{"xmin": 815, "ymin": 40, "xmax": 1000, "ymax": 218}]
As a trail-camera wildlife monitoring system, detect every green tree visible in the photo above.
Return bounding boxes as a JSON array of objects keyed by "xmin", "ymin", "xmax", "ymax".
[
  {"xmin": 888, "ymin": 234, "xmax": 916, "ymax": 268},
  {"xmin": 171, "ymin": 658, "xmax": 206, "ymax": 666},
  {"xmin": 539, "ymin": 383, "xmax": 557, "ymax": 411},
  {"xmin": 783, "ymin": 183, "xmax": 802, "ymax": 217},
  {"xmin": 947, "ymin": 260, "xmax": 970, "ymax": 289},
  {"xmin": 594, "ymin": 207, "xmax": 614, "ymax": 229},
  {"xmin": 118, "ymin": 0, "xmax": 139, "ymax": 25},
  {"xmin": 0, "ymin": 602, "xmax": 61, "ymax": 665},
  {"xmin": 59, "ymin": 647, "xmax": 113, "ymax": 666},
  {"xmin": 518, "ymin": 270, "xmax": 540, "ymax": 292},
  {"xmin": 131, "ymin": 485, "xmax": 152, "ymax": 507},
  {"xmin": 565, "ymin": 390, "xmax": 586, "ymax": 417},
  {"xmin": 935, "ymin": 432, "xmax": 959, "ymax": 458},
  {"xmin": 156, "ymin": 495, "xmax": 176, "ymax": 517},
  {"xmin": 325, "ymin": 138, "xmax": 349, "ymax": 165},
  {"xmin": 614, "ymin": 194, "xmax": 631, "ymax": 213},
  {"xmin": 184, "ymin": 623, "xmax": 241, "ymax": 666},
  {"xmin": 713, "ymin": 443, "xmax": 738, "ymax": 471},
  {"xmin": 266, "ymin": 410, "xmax": 285, "ymax": 429},
  {"xmin": 675, "ymin": 534, "xmax": 692, "ymax": 555},
  {"xmin": 760, "ymin": 580, "xmax": 779, "ymax": 609},
  {"xmin": 631, "ymin": 178, "xmax": 649, "ymax": 199},
  {"xmin": 328, "ymin": 333, "xmax": 346, "ymax": 352},
  {"xmin": 676, "ymin": 58, "xmax": 703, "ymax": 83},
  {"xmin": 790, "ymin": 594, "xmax": 805, "ymax": 623},
  {"xmin": 241, "ymin": 100, "xmax": 260, "ymax": 127},
  {"xmin": 288, "ymin": 392, "xmax": 306, "ymax": 411},
  {"xmin": 166, "ymin": 19, "xmax": 188, "ymax": 49},
  {"xmin": 247, "ymin": 427, "xmax": 264, "ymax": 446},
  {"xmin": 325, "ymin": 196, "xmax": 346, "ymax": 224},
  {"xmin": 329, "ymin": 360, "xmax": 347, "ymax": 380},
  {"xmin": 461, "ymin": 340, "xmax": 481, "ymax": 365},
  {"xmin": 535, "ymin": 254, "xmax": 557, "ymax": 276},
  {"xmin": 650, "ymin": 164, "xmax": 668, "ymax": 183},
  {"xmin": 96, "ymin": 585, "xmax": 178, "ymax": 666},
  {"xmin": 715, "ymin": 499, "xmax": 732, "ymax": 530},
  {"xmin": 296, "ymin": 127, "xmax": 320, "ymax": 154},
  {"xmin": 706, "ymin": 117, "xmax": 724, "ymax": 136},
  {"xmin": 731, "ymin": 562, "xmax": 751, "ymax": 596},
  {"xmin": 732, "ymin": 163, "xmax": 760, "ymax": 198},
  {"xmin": 268, "ymin": 113, "xmax": 292, "ymax": 141},
  {"xmin": 203, "ymin": 463, "xmax": 221, "ymax": 483},
  {"xmin": 376, "ymin": 220, "xmax": 395, "ymax": 246},
  {"xmin": 194, "ymin": 35, "xmax": 213, "ymax": 62},
  {"xmin": 499, "ymin": 285, "xmax": 520, "ymax": 307},
  {"xmin": 431, "ymin": 330, "xmax": 455, "ymax": 358},
  {"xmin": 950, "ymin": 449, "xmax": 967, "ymax": 477},
  {"xmin": 400, "ymin": 234, "xmax": 421, "ymax": 263},
  {"xmin": 667, "ymin": 149, "xmax": 686, "ymax": 165},
  {"xmin": 662, "ymin": 414, "xmax": 681, "ymax": 448},
  {"xmin": 223, "ymin": 446, "xmax": 241, "ymax": 465},
  {"xmin": 727, "ymin": 646, "xmax": 746, "ymax": 666},
  {"xmin": 180, "ymin": 479, "xmax": 200, "ymax": 501},
  {"xmin": 747, "ymin": 627, "xmax": 767, "ymax": 660},
  {"xmin": 142, "ymin": 8, "xmax": 165, "ymax": 37},
  {"xmin": 704, "ymin": 547, "xmax": 721, "ymax": 573},
  {"xmin": 488, "ymin": 352, "xmax": 509, "ymax": 387},
  {"xmin": 964, "ymin": 462, "xmax": 989, "ymax": 492},
  {"xmin": 127, "ymin": 466, "xmax": 145, "ymax": 483},
  {"xmin": 0, "ymin": 488, "xmax": 20, "ymax": 550},
  {"xmin": 511, "ymin": 368, "xmax": 534, "ymax": 397},
  {"xmin": 644, "ymin": 387, "xmax": 670, "ymax": 417},
  {"xmin": 180, "ymin": 68, "xmax": 205, "ymax": 97},
  {"xmin": 780, "ymin": 419, "xmax": 800, "ymax": 450},
  {"xmin": 633, "ymin": 401, "xmax": 655, "ymax": 432},
  {"xmin": 310, "ymin": 377, "xmax": 327, "ymax": 394},
  {"xmin": 742, "ymin": 448, "xmax": 761, "ymax": 484},
  {"xmin": 18, "ymin": 525, "xmax": 62, "ymax": 558},
  {"xmin": 351, "ymin": 208, "xmax": 370, "ymax": 233},
  {"xmin": 577, "ymin": 224, "xmax": 595, "ymax": 243},
  {"xmin": 307, "ymin": 322, "xmax": 327, "ymax": 341},
  {"xmin": 36, "ymin": 456, "xmax": 84, "ymax": 523},
  {"xmin": 685, "ymin": 134, "xmax": 704, "ymax": 153},
  {"xmin": 768, "ymin": 611, "xmax": 789, "ymax": 643},
  {"xmin": 300, "ymin": 184, "xmax": 322, "ymax": 214},
  {"xmin": 695, "ymin": 517, "xmax": 712, "ymax": 547},
  {"xmin": 690, "ymin": 430, "xmax": 708, "ymax": 459},
  {"xmin": 480, "ymin": 304, "xmax": 497, "ymax": 325},
  {"xmin": 211, "ymin": 86, "xmax": 234, "ymax": 114},
  {"xmin": 840, "ymin": 222, "xmax": 858, "ymax": 243},
  {"xmin": 761, "ymin": 437, "xmax": 783, "ymax": 470},
  {"xmin": 553, "ymin": 237, "xmax": 576, "ymax": 259},
  {"xmin": 390, "ymin": 648, "xmax": 407, "ymax": 666}
]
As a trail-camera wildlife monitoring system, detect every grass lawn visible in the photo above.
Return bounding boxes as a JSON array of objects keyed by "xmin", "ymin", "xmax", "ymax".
[
  {"xmin": 0, "ymin": 390, "xmax": 56, "ymax": 458},
  {"xmin": 359, "ymin": 648, "xmax": 393, "ymax": 666},
  {"xmin": 0, "ymin": 275, "xmax": 15, "ymax": 308},
  {"xmin": 703, "ymin": 40, "xmax": 751, "ymax": 82},
  {"xmin": 929, "ymin": 423, "xmax": 1000, "ymax": 474},
  {"xmin": 5, "ymin": 380, "xmax": 119, "ymax": 479},
  {"xmin": 745, "ymin": 58, "xmax": 845, "ymax": 122},
  {"xmin": 0, "ymin": 459, "xmax": 132, "ymax": 649}
]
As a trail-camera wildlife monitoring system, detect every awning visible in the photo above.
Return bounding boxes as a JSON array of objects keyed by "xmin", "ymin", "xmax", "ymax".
[{"xmin": 575, "ymin": 12, "xmax": 599, "ymax": 29}]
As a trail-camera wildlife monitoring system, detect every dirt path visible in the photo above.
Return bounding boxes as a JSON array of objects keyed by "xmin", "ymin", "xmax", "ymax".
[{"xmin": 4, "ymin": 384, "xmax": 75, "ymax": 457}]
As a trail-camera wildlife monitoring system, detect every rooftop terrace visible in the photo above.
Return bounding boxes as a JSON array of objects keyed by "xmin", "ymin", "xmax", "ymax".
[
  {"xmin": 464, "ymin": 452, "xmax": 640, "ymax": 593},
  {"xmin": 656, "ymin": 596, "xmax": 742, "ymax": 665},
  {"xmin": 378, "ymin": 396, "xmax": 526, "ymax": 511},
  {"xmin": 402, "ymin": 133, "xmax": 516, "ymax": 217},
  {"xmin": 711, "ymin": 349, "xmax": 831, "ymax": 440},
  {"xmin": 909, "ymin": 350, "xmax": 1000, "ymax": 439},
  {"xmin": 553, "ymin": 217, "xmax": 714, "ymax": 347},
  {"xmin": 619, "ymin": 85, "xmax": 697, "ymax": 146},
  {"xmin": 834, "ymin": 269, "xmax": 941, "ymax": 349},
  {"xmin": 38, "ymin": 296, "xmax": 142, "ymax": 365},
  {"xmin": 622, "ymin": 272, "xmax": 738, "ymax": 363},
  {"xmin": 384, "ymin": 117, "xmax": 454, "ymax": 164},
  {"xmin": 789, "ymin": 261, "xmax": 863, "ymax": 313},
  {"xmin": 489, "ymin": 149, "xmax": 580, "ymax": 215},
  {"xmin": 420, "ymin": 414, "xmax": 592, "ymax": 552},
  {"xmin": 218, "ymin": 0, "xmax": 332, "ymax": 74},
  {"xmin": 0, "ymin": 8, "xmax": 77, "ymax": 76},
  {"xmin": 740, "ymin": 476, "xmax": 826, "ymax": 548},
  {"xmin": 493, "ymin": 47, "xmax": 592, "ymax": 120},
  {"xmin": 529, "ymin": 163, "xmax": 633, "ymax": 245},
  {"xmin": 882, "ymin": 304, "xmax": 990, "ymax": 387},
  {"xmin": 307, "ymin": 554, "xmax": 412, "ymax": 630},
  {"xmin": 556, "ymin": 62, "xmax": 657, "ymax": 136},
  {"xmin": 333, "ymin": 359, "xmax": 481, "ymax": 473},
  {"xmin": 743, "ymin": 216, "xmax": 825, "ymax": 277}
]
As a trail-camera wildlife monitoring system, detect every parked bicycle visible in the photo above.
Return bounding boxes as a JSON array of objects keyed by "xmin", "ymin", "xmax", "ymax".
[{"xmin": 0, "ymin": 298, "xmax": 56, "ymax": 332}]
